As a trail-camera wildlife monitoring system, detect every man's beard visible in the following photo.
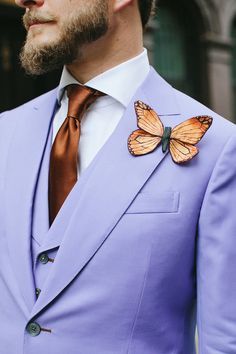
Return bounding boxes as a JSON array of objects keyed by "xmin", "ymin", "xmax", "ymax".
[{"xmin": 20, "ymin": 1, "xmax": 109, "ymax": 76}]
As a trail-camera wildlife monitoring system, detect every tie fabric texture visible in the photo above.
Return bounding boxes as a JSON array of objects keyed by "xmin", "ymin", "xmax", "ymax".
[{"xmin": 49, "ymin": 84, "xmax": 103, "ymax": 225}]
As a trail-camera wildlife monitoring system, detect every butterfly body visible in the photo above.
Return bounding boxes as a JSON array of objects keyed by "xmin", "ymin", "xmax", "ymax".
[
  {"xmin": 128, "ymin": 101, "xmax": 213, "ymax": 164},
  {"xmin": 161, "ymin": 127, "xmax": 172, "ymax": 153}
]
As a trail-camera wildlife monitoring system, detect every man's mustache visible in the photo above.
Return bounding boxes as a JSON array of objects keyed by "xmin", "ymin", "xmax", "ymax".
[{"xmin": 23, "ymin": 11, "xmax": 57, "ymax": 30}]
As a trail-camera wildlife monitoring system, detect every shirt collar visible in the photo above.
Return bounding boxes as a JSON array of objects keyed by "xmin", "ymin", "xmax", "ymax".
[{"xmin": 57, "ymin": 48, "xmax": 150, "ymax": 107}]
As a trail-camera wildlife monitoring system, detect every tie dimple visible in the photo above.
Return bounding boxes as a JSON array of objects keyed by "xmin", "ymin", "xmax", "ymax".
[{"xmin": 49, "ymin": 84, "xmax": 104, "ymax": 225}]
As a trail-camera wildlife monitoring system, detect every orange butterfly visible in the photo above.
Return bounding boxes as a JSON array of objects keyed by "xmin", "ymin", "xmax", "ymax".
[{"xmin": 128, "ymin": 101, "xmax": 213, "ymax": 164}]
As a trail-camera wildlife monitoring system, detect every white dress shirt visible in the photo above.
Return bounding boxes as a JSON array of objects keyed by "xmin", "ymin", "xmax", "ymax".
[{"xmin": 53, "ymin": 49, "xmax": 150, "ymax": 174}]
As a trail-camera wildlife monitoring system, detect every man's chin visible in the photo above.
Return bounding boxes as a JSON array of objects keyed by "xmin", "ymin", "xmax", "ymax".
[
  {"xmin": 26, "ymin": 31, "xmax": 60, "ymax": 49},
  {"xmin": 20, "ymin": 41, "xmax": 74, "ymax": 76}
]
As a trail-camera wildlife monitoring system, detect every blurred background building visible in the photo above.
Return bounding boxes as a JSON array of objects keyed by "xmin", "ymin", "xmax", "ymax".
[{"xmin": 1, "ymin": 0, "xmax": 236, "ymax": 123}]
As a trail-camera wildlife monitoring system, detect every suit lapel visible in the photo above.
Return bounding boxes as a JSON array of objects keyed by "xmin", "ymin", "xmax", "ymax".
[
  {"xmin": 30, "ymin": 69, "xmax": 181, "ymax": 318},
  {"xmin": 5, "ymin": 89, "xmax": 58, "ymax": 314},
  {"xmin": 31, "ymin": 127, "xmax": 53, "ymax": 245}
]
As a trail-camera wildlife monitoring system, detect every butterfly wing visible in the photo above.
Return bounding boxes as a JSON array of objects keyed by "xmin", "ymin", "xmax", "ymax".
[
  {"xmin": 169, "ymin": 139, "xmax": 199, "ymax": 164},
  {"xmin": 171, "ymin": 116, "xmax": 213, "ymax": 144},
  {"xmin": 135, "ymin": 100, "xmax": 164, "ymax": 136},
  {"xmin": 169, "ymin": 116, "xmax": 213, "ymax": 163},
  {"xmin": 128, "ymin": 129, "xmax": 162, "ymax": 156}
]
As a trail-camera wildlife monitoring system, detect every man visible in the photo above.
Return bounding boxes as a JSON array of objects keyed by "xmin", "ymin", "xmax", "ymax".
[{"xmin": 0, "ymin": 0, "xmax": 236, "ymax": 353}]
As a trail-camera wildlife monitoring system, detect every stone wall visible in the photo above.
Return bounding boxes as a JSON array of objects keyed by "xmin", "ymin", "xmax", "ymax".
[{"xmin": 147, "ymin": 0, "xmax": 236, "ymax": 122}]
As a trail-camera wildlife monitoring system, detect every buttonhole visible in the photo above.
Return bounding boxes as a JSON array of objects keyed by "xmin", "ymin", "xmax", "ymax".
[{"xmin": 41, "ymin": 327, "xmax": 52, "ymax": 334}]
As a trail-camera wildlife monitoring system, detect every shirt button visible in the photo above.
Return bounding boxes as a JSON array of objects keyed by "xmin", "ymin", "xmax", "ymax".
[
  {"xmin": 38, "ymin": 253, "xmax": 49, "ymax": 264},
  {"xmin": 35, "ymin": 288, "xmax": 41, "ymax": 298},
  {"xmin": 26, "ymin": 322, "xmax": 41, "ymax": 336}
]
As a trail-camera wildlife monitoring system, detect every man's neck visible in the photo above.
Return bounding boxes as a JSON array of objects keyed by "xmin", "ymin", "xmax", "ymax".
[{"xmin": 66, "ymin": 18, "xmax": 143, "ymax": 84}]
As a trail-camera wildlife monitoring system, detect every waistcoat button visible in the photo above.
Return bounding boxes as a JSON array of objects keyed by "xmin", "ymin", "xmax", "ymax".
[
  {"xmin": 38, "ymin": 253, "xmax": 49, "ymax": 264},
  {"xmin": 35, "ymin": 288, "xmax": 41, "ymax": 298}
]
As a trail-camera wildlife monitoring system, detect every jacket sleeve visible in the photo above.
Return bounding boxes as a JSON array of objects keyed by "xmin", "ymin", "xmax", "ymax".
[{"xmin": 197, "ymin": 134, "xmax": 236, "ymax": 353}]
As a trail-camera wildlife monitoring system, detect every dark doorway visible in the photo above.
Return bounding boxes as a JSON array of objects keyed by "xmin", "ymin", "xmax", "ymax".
[
  {"xmin": 153, "ymin": 0, "xmax": 208, "ymax": 105},
  {"xmin": 0, "ymin": 4, "xmax": 61, "ymax": 113}
]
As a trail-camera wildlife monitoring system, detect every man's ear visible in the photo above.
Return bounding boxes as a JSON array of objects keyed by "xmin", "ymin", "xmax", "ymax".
[{"xmin": 113, "ymin": 0, "xmax": 134, "ymax": 12}]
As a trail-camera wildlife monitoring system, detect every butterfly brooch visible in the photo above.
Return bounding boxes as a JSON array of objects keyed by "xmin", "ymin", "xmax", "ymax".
[{"xmin": 128, "ymin": 101, "xmax": 213, "ymax": 164}]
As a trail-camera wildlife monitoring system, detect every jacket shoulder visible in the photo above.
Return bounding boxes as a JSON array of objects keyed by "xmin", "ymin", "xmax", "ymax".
[
  {"xmin": 0, "ymin": 87, "xmax": 58, "ymax": 123},
  {"xmin": 173, "ymin": 88, "xmax": 236, "ymax": 141},
  {"xmin": 0, "ymin": 88, "xmax": 58, "ymax": 153}
]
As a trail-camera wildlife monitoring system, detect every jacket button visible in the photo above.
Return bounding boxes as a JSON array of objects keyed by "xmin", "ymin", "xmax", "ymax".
[
  {"xmin": 38, "ymin": 253, "xmax": 49, "ymax": 264},
  {"xmin": 26, "ymin": 322, "xmax": 41, "ymax": 336}
]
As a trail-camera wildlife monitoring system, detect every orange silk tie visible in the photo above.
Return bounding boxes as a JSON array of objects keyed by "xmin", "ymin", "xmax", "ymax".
[{"xmin": 49, "ymin": 84, "xmax": 103, "ymax": 225}]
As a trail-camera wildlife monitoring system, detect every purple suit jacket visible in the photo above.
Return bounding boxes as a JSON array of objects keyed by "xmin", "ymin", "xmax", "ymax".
[{"xmin": 0, "ymin": 68, "xmax": 236, "ymax": 354}]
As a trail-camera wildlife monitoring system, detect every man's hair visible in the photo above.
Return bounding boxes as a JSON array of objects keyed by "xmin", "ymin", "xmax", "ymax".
[{"xmin": 138, "ymin": 0, "xmax": 156, "ymax": 27}]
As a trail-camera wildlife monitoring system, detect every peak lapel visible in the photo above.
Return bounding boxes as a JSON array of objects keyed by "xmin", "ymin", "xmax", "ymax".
[
  {"xmin": 30, "ymin": 69, "xmax": 181, "ymax": 318},
  {"xmin": 5, "ymin": 89, "xmax": 58, "ymax": 314}
]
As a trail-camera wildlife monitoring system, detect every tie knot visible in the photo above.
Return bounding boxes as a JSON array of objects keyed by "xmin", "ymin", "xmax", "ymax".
[{"xmin": 66, "ymin": 84, "xmax": 104, "ymax": 120}]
